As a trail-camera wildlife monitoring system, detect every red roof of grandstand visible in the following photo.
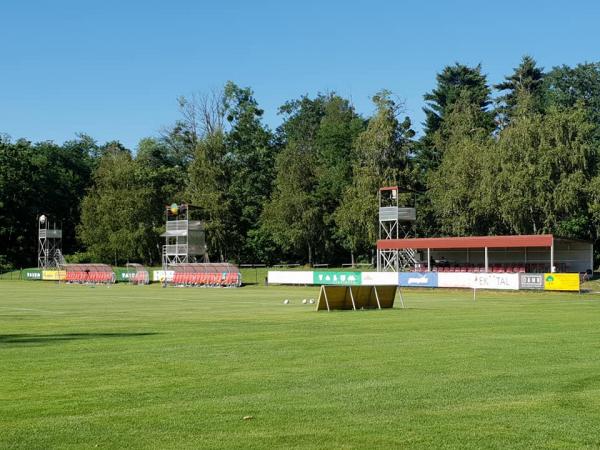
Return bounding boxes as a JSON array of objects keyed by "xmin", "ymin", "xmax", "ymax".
[{"xmin": 377, "ymin": 234, "xmax": 554, "ymax": 250}]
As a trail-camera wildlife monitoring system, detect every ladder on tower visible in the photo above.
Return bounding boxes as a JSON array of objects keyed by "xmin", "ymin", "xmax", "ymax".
[
  {"xmin": 398, "ymin": 248, "xmax": 418, "ymax": 270},
  {"xmin": 54, "ymin": 249, "xmax": 66, "ymax": 268}
]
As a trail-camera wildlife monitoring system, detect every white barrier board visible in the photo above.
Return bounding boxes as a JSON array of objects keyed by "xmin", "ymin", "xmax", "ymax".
[
  {"xmin": 152, "ymin": 270, "xmax": 174, "ymax": 282},
  {"xmin": 267, "ymin": 271, "xmax": 313, "ymax": 285},
  {"xmin": 438, "ymin": 272, "xmax": 519, "ymax": 290},
  {"xmin": 437, "ymin": 272, "xmax": 474, "ymax": 288},
  {"xmin": 473, "ymin": 273, "xmax": 519, "ymax": 290},
  {"xmin": 361, "ymin": 272, "xmax": 398, "ymax": 286}
]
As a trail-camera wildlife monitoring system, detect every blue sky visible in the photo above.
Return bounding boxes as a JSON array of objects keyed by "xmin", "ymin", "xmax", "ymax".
[{"xmin": 1, "ymin": 0, "xmax": 599, "ymax": 149}]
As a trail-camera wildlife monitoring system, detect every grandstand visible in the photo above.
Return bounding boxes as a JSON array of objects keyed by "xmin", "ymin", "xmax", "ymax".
[{"xmin": 377, "ymin": 235, "xmax": 593, "ymax": 274}]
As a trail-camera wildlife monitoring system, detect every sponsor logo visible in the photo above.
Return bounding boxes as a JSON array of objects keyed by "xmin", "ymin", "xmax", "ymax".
[
  {"xmin": 473, "ymin": 273, "xmax": 519, "ymax": 290},
  {"xmin": 408, "ymin": 276, "xmax": 428, "ymax": 284},
  {"xmin": 313, "ymin": 271, "xmax": 361, "ymax": 285},
  {"xmin": 543, "ymin": 273, "xmax": 580, "ymax": 291},
  {"xmin": 399, "ymin": 272, "xmax": 438, "ymax": 288},
  {"xmin": 520, "ymin": 273, "xmax": 544, "ymax": 290}
]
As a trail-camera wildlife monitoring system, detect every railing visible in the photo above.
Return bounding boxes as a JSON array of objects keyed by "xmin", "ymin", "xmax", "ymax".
[
  {"xmin": 166, "ymin": 220, "xmax": 188, "ymax": 231},
  {"xmin": 163, "ymin": 244, "xmax": 188, "ymax": 255},
  {"xmin": 341, "ymin": 263, "xmax": 373, "ymax": 268}
]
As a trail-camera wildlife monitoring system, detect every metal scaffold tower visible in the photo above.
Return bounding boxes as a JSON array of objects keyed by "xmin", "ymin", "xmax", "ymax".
[
  {"xmin": 377, "ymin": 187, "xmax": 417, "ymax": 272},
  {"xmin": 161, "ymin": 203, "xmax": 208, "ymax": 269},
  {"xmin": 37, "ymin": 214, "xmax": 64, "ymax": 269}
]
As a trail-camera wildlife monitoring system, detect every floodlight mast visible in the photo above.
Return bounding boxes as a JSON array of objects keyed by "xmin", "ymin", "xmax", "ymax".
[
  {"xmin": 37, "ymin": 213, "xmax": 63, "ymax": 269},
  {"xmin": 376, "ymin": 187, "xmax": 417, "ymax": 272}
]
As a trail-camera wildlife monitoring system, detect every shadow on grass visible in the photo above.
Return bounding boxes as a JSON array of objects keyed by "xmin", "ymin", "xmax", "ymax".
[{"xmin": 0, "ymin": 332, "xmax": 159, "ymax": 345}]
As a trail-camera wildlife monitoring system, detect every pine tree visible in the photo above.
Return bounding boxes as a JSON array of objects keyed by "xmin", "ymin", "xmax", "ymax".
[{"xmin": 495, "ymin": 55, "xmax": 545, "ymax": 122}]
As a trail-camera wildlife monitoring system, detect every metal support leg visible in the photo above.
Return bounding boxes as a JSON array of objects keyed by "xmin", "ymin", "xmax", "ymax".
[
  {"xmin": 427, "ymin": 248, "xmax": 431, "ymax": 272},
  {"xmin": 321, "ymin": 285, "xmax": 330, "ymax": 312},
  {"xmin": 373, "ymin": 286, "xmax": 382, "ymax": 310},
  {"xmin": 348, "ymin": 286, "xmax": 357, "ymax": 310},
  {"xmin": 397, "ymin": 287, "xmax": 405, "ymax": 309}
]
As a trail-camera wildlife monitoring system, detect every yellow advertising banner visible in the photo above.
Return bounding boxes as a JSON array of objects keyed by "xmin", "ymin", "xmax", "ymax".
[
  {"xmin": 42, "ymin": 270, "xmax": 67, "ymax": 281},
  {"xmin": 543, "ymin": 273, "xmax": 580, "ymax": 291}
]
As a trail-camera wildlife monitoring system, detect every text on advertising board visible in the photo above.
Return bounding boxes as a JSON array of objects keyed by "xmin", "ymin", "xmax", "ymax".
[{"xmin": 313, "ymin": 271, "xmax": 362, "ymax": 285}]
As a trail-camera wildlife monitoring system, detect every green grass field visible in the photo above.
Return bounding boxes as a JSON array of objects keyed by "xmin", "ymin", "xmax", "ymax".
[{"xmin": 1, "ymin": 281, "xmax": 600, "ymax": 449}]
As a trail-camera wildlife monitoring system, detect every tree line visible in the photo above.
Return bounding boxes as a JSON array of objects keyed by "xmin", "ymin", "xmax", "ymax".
[{"xmin": 1, "ymin": 57, "xmax": 600, "ymax": 270}]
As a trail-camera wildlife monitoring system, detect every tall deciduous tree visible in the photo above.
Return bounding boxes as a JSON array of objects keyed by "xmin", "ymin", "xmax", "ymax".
[
  {"xmin": 334, "ymin": 91, "xmax": 415, "ymax": 264},
  {"xmin": 492, "ymin": 94, "xmax": 597, "ymax": 238},
  {"xmin": 222, "ymin": 81, "xmax": 276, "ymax": 261},
  {"xmin": 261, "ymin": 141, "xmax": 321, "ymax": 264},
  {"xmin": 544, "ymin": 62, "xmax": 600, "ymax": 142},
  {"xmin": 314, "ymin": 96, "xmax": 365, "ymax": 258},
  {"xmin": 78, "ymin": 145, "xmax": 174, "ymax": 265},
  {"xmin": 261, "ymin": 95, "xmax": 326, "ymax": 264},
  {"xmin": 187, "ymin": 131, "xmax": 230, "ymax": 262},
  {"xmin": 428, "ymin": 92, "xmax": 497, "ymax": 236},
  {"xmin": 0, "ymin": 135, "xmax": 95, "ymax": 268},
  {"xmin": 263, "ymin": 93, "xmax": 365, "ymax": 264}
]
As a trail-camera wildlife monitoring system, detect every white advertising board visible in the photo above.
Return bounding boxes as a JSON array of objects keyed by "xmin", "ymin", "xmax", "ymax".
[
  {"xmin": 152, "ymin": 270, "xmax": 174, "ymax": 282},
  {"xmin": 267, "ymin": 271, "xmax": 313, "ymax": 285},
  {"xmin": 472, "ymin": 273, "xmax": 519, "ymax": 290},
  {"xmin": 437, "ymin": 272, "xmax": 474, "ymax": 289},
  {"xmin": 361, "ymin": 272, "xmax": 398, "ymax": 286},
  {"xmin": 437, "ymin": 272, "xmax": 519, "ymax": 290}
]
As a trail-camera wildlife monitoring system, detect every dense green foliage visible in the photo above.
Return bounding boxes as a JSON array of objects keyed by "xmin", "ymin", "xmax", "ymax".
[
  {"xmin": 0, "ymin": 135, "xmax": 96, "ymax": 268},
  {"xmin": 2, "ymin": 61, "xmax": 600, "ymax": 268},
  {"xmin": 1, "ymin": 282, "xmax": 600, "ymax": 449}
]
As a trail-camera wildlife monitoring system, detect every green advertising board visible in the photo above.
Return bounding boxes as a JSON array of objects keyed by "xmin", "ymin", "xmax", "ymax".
[
  {"xmin": 22, "ymin": 268, "xmax": 42, "ymax": 280},
  {"xmin": 313, "ymin": 271, "xmax": 362, "ymax": 286},
  {"xmin": 113, "ymin": 268, "xmax": 136, "ymax": 282}
]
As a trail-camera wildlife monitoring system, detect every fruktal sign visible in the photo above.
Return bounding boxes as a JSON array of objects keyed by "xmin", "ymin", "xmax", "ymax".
[
  {"xmin": 313, "ymin": 271, "xmax": 361, "ymax": 285},
  {"xmin": 437, "ymin": 272, "xmax": 519, "ymax": 290},
  {"xmin": 473, "ymin": 273, "xmax": 519, "ymax": 290}
]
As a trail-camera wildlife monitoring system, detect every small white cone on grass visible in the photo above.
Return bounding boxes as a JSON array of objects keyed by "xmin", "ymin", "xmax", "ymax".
[
  {"xmin": 309, "ymin": 299, "xmax": 315, "ymax": 304},
  {"xmin": 283, "ymin": 299, "xmax": 289, "ymax": 304},
  {"xmin": 302, "ymin": 299, "xmax": 307, "ymax": 304}
]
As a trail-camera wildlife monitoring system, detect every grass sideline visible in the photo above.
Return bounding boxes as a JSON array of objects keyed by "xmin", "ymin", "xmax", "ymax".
[{"xmin": 1, "ymin": 282, "xmax": 600, "ymax": 449}]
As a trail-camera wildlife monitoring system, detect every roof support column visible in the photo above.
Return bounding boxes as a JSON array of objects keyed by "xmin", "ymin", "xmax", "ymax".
[
  {"xmin": 550, "ymin": 241, "xmax": 555, "ymax": 272},
  {"xmin": 427, "ymin": 248, "xmax": 431, "ymax": 272},
  {"xmin": 485, "ymin": 247, "xmax": 489, "ymax": 273}
]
